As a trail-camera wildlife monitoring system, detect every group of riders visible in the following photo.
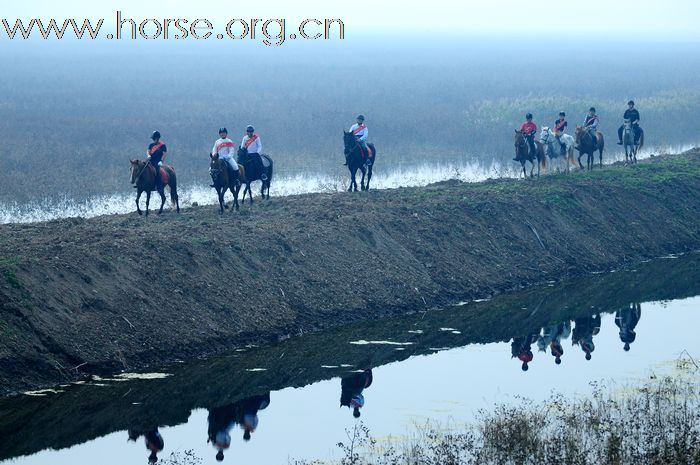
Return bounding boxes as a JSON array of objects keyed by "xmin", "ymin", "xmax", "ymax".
[
  {"xmin": 515, "ymin": 100, "xmax": 644, "ymax": 161},
  {"xmin": 142, "ymin": 115, "xmax": 374, "ymax": 191}
]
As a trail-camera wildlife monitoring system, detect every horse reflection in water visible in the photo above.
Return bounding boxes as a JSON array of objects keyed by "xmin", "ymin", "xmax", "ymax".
[
  {"xmin": 128, "ymin": 427, "xmax": 164, "ymax": 464},
  {"xmin": 340, "ymin": 369, "xmax": 373, "ymax": 418},
  {"xmin": 573, "ymin": 313, "xmax": 602, "ymax": 360},
  {"xmin": 207, "ymin": 392, "xmax": 271, "ymax": 462},
  {"xmin": 538, "ymin": 321, "xmax": 571, "ymax": 365},
  {"xmin": 616, "ymin": 303, "xmax": 642, "ymax": 351}
]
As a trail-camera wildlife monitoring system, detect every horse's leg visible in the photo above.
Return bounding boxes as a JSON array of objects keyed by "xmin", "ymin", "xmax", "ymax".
[
  {"xmin": 217, "ymin": 187, "xmax": 224, "ymax": 214},
  {"xmin": 247, "ymin": 183, "xmax": 253, "ymax": 204},
  {"xmin": 349, "ymin": 168, "xmax": 356, "ymax": 192},
  {"xmin": 577, "ymin": 152, "xmax": 584, "ymax": 170},
  {"xmin": 360, "ymin": 166, "xmax": 366, "ymax": 191},
  {"xmin": 233, "ymin": 185, "xmax": 240, "ymax": 211},
  {"xmin": 157, "ymin": 189, "xmax": 166, "ymax": 214},
  {"xmin": 136, "ymin": 190, "xmax": 143, "ymax": 216},
  {"xmin": 145, "ymin": 190, "xmax": 151, "ymax": 216},
  {"xmin": 521, "ymin": 161, "xmax": 526, "ymax": 178},
  {"xmin": 366, "ymin": 166, "xmax": 372, "ymax": 191}
]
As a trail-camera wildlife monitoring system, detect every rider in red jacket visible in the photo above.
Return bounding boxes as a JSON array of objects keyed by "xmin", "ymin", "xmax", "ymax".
[{"xmin": 517, "ymin": 113, "xmax": 538, "ymax": 160}]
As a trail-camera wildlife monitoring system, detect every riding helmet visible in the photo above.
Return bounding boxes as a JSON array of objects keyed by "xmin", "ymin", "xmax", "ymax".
[
  {"xmin": 525, "ymin": 113, "xmax": 533, "ymax": 119},
  {"xmin": 589, "ymin": 107, "xmax": 596, "ymax": 112},
  {"xmin": 219, "ymin": 127, "xmax": 228, "ymax": 134},
  {"xmin": 559, "ymin": 111, "xmax": 566, "ymax": 117},
  {"xmin": 246, "ymin": 125, "xmax": 255, "ymax": 132},
  {"xmin": 151, "ymin": 131, "xmax": 161, "ymax": 140},
  {"xmin": 628, "ymin": 100, "xmax": 635, "ymax": 106},
  {"xmin": 356, "ymin": 114, "xmax": 365, "ymax": 121}
]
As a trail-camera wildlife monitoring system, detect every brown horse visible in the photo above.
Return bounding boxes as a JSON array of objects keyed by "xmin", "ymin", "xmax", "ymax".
[
  {"xmin": 575, "ymin": 127, "xmax": 605, "ymax": 171},
  {"xmin": 209, "ymin": 154, "xmax": 241, "ymax": 214},
  {"xmin": 514, "ymin": 130, "xmax": 546, "ymax": 178},
  {"xmin": 129, "ymin": 159, "xmax": 180, "ymax": 216}
]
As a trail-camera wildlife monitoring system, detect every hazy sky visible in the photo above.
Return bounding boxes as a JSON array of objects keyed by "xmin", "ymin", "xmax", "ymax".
[{"xmin": 2, "ymin": 0, "xmax": 700, "ymax": 40}]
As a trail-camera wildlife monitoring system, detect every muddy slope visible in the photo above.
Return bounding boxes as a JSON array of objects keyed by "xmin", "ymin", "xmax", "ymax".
[{"xmin": 1, "ymin": 151, "xmax": 699, "ymax": 395}]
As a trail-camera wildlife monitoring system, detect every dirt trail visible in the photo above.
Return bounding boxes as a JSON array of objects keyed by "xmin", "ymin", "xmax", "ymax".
[{"xmin": 1, "ymin": 150, "xmax": 699, "ymax": 395}]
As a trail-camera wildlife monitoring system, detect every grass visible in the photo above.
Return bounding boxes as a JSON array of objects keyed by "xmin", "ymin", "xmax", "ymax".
[{"xmin": 289, "ymin": 358, "xmax": 700, "ymax": 465}]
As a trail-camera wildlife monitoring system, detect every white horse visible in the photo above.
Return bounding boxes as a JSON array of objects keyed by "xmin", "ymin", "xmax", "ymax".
[
  {"xmin": 622, "ymin": 120, "xmax": 644, "ymax": 164},
  {"xmin": 539, "ymin": 127, "xmax": 576, "ymax": 173}
]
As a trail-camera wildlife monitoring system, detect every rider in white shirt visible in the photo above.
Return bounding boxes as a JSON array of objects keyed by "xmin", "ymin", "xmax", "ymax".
[
  {"xmin": 241, "ymin": 125, "xmax": 262, "ymax": 155},
  {"xmin": 211, "ymin": 127, "xmax": 240, "ymax": 187},
  {"xmin": 240, "ymin": 125, "xmax": 267, "ymax": 181},
  {"xmin": 346, "ymin": 114, "xmax": 371, "ymax": 166}
]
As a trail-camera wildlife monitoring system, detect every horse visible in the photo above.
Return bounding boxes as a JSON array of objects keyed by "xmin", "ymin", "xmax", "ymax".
[
  {"xmin": 129, "ymin": 159, "xmax": 180, "ymax": 216},
  {"xmin": 539, "ymin": 127, "xmax": 576, "ymax": 173},
  {"xmin": 209, "ymin": 154, "xmax": 241, "ymax": 214},
  {"xmin": 622, "ymin": 120, "xmax": 644, "ymax": 164},
  {"xmin": 514, "ymin": 130, "xmax": 545, "ymax": 178},
  {"xmin": 574, "ymin": 126, "xmax": 605, "ymax": 171},
  {"xmin": 343, "ymin": 131, "xmax": 377, "ymax": 192},
  {"xmin": 236, "ymin": 147, "xmax": 273, "ymax": 204}
]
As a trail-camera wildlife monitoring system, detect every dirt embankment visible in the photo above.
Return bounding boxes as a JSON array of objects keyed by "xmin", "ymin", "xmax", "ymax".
[{"xmin": 1, "ymin": 151, "xmax": 699, "ymax": 395}]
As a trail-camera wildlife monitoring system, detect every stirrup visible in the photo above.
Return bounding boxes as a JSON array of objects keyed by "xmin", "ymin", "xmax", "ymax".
[{"xmin": 261, "ymin": 173, "xmax": 268, "ymax": 181}]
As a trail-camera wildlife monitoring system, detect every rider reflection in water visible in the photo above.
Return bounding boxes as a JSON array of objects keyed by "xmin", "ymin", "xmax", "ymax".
[
  {"xmin": 512, "ymin": 333, "xmax": 538, "ymax": 371},
  {"xmin": 340, "ymin": 369, "xmax": 373, "ymax": 418},
  {"xmin": 573, "ymin": 313, "xmax": 601, "ymax": 360},
  {"xmin": 207, "ymin": 392, "xmax": 271, "ymax": 461},
  {"xmin": 128, "ymin": 427, "xmax": 164, "ymax": 464},
  {"xmin": 616, "ymin": 303, "xmax": 642, "ymax": 351}
]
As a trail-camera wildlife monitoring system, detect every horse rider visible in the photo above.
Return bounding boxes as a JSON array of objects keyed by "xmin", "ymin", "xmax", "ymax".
[
  {"xmin": 517, "ymin": 113, "xmax": 538, "ymax": 160},
  {"xmin": 240, "ymin": 125, "xmax": 267, "ymax": 181},
  {"xmin": 617, "ymin": 100, "xmax": 641, "ymax": 145},
  {"xmin": 347, "ymin": 114, "xmax": 371, "ymax": 165},
  {"xmin": 554, "ymin": 111, "xmax": 568, "ymax": 153},
  {"xmin": 211, "ymin": 127, "xmax": 240, "ymax": 188},
  {"xmin": 147, "ymin": 131, "xmax": 167, "ymax": 190},
  {"xmin": 582, "ymin": 107, "xmax": 600, "ymax": 149}
]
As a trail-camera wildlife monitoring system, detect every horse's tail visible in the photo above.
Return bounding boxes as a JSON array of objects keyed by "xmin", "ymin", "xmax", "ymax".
[
  {"xmin": 167, "ymin": 168, "xmax": 179, "ymax": 209},
  {"xmin": 262, "ymin": 154, "xmax": 273, "ymax": 183}
]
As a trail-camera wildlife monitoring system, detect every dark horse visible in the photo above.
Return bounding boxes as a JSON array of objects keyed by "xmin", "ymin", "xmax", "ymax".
[
  {"xmin": 129, "ymin": 159, "xmax": 180, "ymax": 216},
  {"xmin": 514, "ymin": 130, "xmax": 545, "ymax": 178},
  {"xmin": 575, "ymin": 126, "xmax": 605, "ymax": 171},
  {"xmin": 237, "ymin": 148, "xmax": 273, "ymax": 204},
  {"xmin": 343, "ymin": 131, "xmax": 376, "ymax": 192},
  {"xmin": 209, "ymin": 154, "xmax": 241, "ymax": 214}
]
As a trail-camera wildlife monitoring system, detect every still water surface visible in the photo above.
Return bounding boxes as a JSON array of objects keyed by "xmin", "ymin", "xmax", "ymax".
[{"xmin": 1, "ymin": 253, "xmax": 698, "ymax": 465}]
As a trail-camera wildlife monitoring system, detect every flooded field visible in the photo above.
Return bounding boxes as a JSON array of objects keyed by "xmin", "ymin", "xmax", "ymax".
[{"xmin": 1, "ymin": 252, "xmax": 698, "ymax": 464}]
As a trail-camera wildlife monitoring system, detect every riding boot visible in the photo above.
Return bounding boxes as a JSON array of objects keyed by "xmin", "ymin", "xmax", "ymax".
[{"xmin": 233, "ymin": 170, "xmax": 241, "ymax": 188}]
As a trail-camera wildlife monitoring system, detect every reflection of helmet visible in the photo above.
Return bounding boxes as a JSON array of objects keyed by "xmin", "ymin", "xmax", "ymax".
[
  {"xmin": 151, "ymin": 131, "xmax": 161, "ymax": 140},
  {"xmin": 555, "ymin": 357, "xmax": 562, "ymax": 365},
  {"xmin": 214, "ymin": 432, "xmax": 231, "ymax": 450},
  {"xmin": 526, "ymin": 113, "xmax": 533, "ymax": 119},
  {"xmin": 350, "ymin": 394, "xmax": 365, "ymax": 409},
  {"xmin": 624, "ymin": 343, "xmax": 631, "ymax": 351},
  {"xmin": 246, "ymin": 125, "xmax": 255, "ymax": 132},
  {"xmin": 521, "ymin": 362, "xmax": 529, "ymax": 371},
  {"xmin": 216, "ymin": 450, "xmax": 224, "ymax": 462},
  {"xmin": 356, "ymin": 114, "xmax": 365, "ymax": 121}
]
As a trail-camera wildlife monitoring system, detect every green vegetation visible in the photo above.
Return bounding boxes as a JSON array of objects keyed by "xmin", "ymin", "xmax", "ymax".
[
  {"xmin": 1, "ymin": 44, "xmax": 700, "ymax": 205},
  {"xmin": 292, "ymin": 364, "xmax": 700, "ymax": 465}
]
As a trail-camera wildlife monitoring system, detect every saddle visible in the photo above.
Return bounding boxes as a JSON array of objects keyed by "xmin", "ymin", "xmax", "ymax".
[{"xmin": 148, "ymin": 164, "xmax": 170, "ymax": 185}]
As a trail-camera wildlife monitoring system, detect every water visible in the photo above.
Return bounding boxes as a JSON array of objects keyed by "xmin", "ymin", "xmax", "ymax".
[
  {"xmin": 0, "ymin": 143, "xmax": 693, "ymax": 225},
  {"xmin": 0, "ymin": 252, "xmax": 698, "ymax": 464}
]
